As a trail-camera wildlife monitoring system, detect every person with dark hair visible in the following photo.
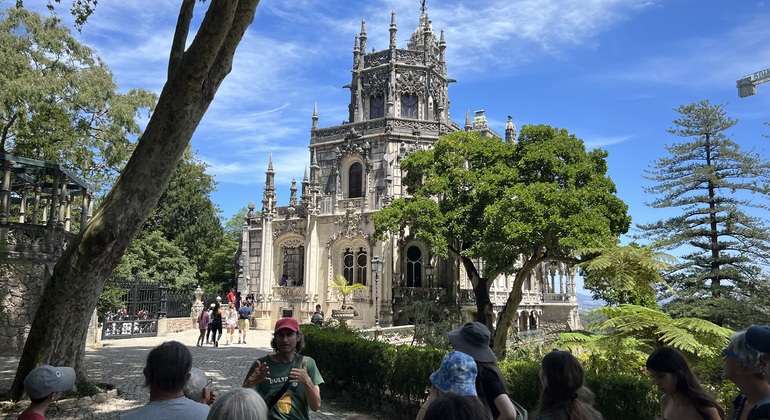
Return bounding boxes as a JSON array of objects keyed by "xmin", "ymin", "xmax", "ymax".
[
  {"xmin": 448, "ymin": 322, "xmax": 520, "ymax": 420},
  {"xmin": 310, "ymin": 304, "xmax": 324, "ymax": 327},
  {"xmin": 210, "ymin": 302, "xmax": 224, "ymax": 347},
  {"xmin": 18, "ymin": 365, "xmax": 76, "ymax": 420},
  {"xmin": 723, "ymin": 331, "xmax": 770, "ymax": 420},
  {"xmin": 423, "ymin": 393, "xmax": 488, "ymax": 420},
  {"xmin": 534, "ymin": 350, "xmax": 603, "ymax": 420},
  {"xmin": 242, "ymin": 317, "xmax": 324, "ymax": 419},
  {"xmin": 417, "ymin": 351, "xmax": 480, "ymax": 420},
  {"xmin": 646, "ymin": 346, "xmax": 724, "ymax": 420},
  {"xmin": 120, "ymin": 341, "xmax": 209, "ymax": 419},
  {"xmin": 238, "ymin": 299, "xmax": 253, "ymax": 344}
]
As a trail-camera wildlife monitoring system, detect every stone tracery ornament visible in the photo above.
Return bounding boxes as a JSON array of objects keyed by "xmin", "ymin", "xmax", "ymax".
[
  {"xmin": 396, "ymin": 70, "xmax": 425, "ymax": 95},
  {"xmin": 361, "ymin": 69, "xmax": 389, "ymax": 95}
]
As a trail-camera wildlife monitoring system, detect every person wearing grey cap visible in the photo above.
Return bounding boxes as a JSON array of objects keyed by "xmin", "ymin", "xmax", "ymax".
[
  {"xmin": 746, "ymin": 325, "xmax": 770, "ymax": 379},
  {"xmin": 448, "ymin": 322, "xmax": 520, "ymax": 420},
  {"xmin": 18, "ymin": 365, "xmax": 76, "ymax": 420}
]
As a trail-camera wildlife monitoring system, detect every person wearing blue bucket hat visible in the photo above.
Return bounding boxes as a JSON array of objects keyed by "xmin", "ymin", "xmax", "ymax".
[
  {"xmin": 416, "ymin": 351, "xmax": 481, "ymax": 420},
  {"xmin": 747, "ymin": 325, "xmax": 770, "ymax": 378}
]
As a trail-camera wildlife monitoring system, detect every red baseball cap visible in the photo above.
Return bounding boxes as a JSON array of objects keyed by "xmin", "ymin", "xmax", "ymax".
[{"xmin": 274, "ymin": 317, "xmax": 299, "ymax": 332}]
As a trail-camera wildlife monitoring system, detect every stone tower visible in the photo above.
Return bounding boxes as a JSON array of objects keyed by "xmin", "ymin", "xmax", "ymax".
[{"xmin": 236, "ymin": 8, "xmax": 578, "ymax": 336}]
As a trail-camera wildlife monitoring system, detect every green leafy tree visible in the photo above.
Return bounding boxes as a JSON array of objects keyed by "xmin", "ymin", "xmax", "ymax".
[
  {"xmin": 641, "ymin": 100, "xmax": 770, "ymax": 328},
  {"xmin": 0, "ymin": 8, "xmax": 156, "ymax": 193},
  {"xmin": 224, "ymin": 206, "xmax": 251, "ymax": 241},
  {"xmin": 374, "ymin": 127, "xmax": 630, "ymax": 357},
  {"xmin": 579, "ymin": 244, "xmax": 676, "ymax": 307},
  {"xmin": 112, "ymin": 230, "xmax": 197, "ymax": 290},
  {"xmin": 143, "ymin": 148, "xmax": 225, "ymax": 276},
  {"xmin": 10, "ymin": 0, "xmax": 263, "ymax": 400}
]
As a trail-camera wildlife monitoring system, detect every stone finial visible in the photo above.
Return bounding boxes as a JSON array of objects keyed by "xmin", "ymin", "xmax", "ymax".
[
  {"xmin": 505, "ymin": 115, "xmax": 517, "ymax": 143},
  {"xmin": 464, "ymin": 109, "xmax": 472, "ymax": 130},
  {"xmin": 390, "ymin": 11, "xmax": 398, "ymax": 49}
]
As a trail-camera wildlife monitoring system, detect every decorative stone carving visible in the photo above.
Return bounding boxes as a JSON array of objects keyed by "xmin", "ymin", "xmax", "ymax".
[
  {"xmin": 364, "ymin": 51, "xmax": 390, "ymax": 67},
  {"xmin": 273, "ymin": 221, "xmax": 306, "ymax": 239},
  {"xmin": 396, "ymin": 70, "xmax": 426, "ymax": 95},
  {"xmin": 361, "ymin": 69, "xmax": 389, "ymax": 95}
]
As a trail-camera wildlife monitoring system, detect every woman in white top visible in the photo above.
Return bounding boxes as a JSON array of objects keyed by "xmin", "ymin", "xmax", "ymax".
[{"xmin": 224, "ymin": 303, "xmax": 238, "ymax": 345}]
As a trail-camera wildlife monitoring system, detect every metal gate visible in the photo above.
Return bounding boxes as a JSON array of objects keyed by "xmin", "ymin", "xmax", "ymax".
[{"xmin": 101, "ymin": 275, "xmax": 168, "ymax": 340}]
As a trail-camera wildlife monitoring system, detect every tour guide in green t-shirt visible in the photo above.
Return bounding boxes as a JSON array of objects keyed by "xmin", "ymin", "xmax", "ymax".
[{"xmin": 243, "ymin": 317, "xmax": 324, "ymax": 420}]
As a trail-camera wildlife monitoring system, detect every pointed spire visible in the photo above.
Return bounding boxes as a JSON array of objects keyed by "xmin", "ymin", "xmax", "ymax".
[
  {"xmin": 390, "ymin": 11, "xmax": 397, "ymax": 49},
  {"xmin": 266, "ymin": 155, "xmax": 275, "ymax": 187},
  {"xmin": 465, "ymin": 109, "xmax": 472, "ymax": 130},
  {"xmin": 312, "ymin": 102, "xmax": 318, "ymax": 130},
  {"xmin": 303, "ymin": 166, "xmax": 308, "ymax": 182},
  {"xmin": 359, "ymin": 19, "xmax": 367, "ymax": 57}
]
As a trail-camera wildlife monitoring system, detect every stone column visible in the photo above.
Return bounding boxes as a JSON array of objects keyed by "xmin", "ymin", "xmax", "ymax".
[{"xmin": 1, "ymin": 160, "xmax": 15, "ymax": 224}]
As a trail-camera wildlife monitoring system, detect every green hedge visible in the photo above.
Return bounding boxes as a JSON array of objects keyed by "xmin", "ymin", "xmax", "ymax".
[{"xmin": 301, "ymin": 325, "xmax": 658, "ymax": 420}]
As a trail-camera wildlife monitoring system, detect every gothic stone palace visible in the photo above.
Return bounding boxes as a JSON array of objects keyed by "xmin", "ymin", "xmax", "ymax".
[{"xmin": 235, "ymin": 9, "xmax": 580, "ymax": 336}]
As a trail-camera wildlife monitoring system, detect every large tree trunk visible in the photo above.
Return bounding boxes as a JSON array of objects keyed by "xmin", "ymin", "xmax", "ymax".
[
  {"xmin": 492, "ymin": 255, "xmax": 543, "ymax": 359},
  {"xmin": 10, "ymin": 0, "xmax": 261, "ymax": 401}
]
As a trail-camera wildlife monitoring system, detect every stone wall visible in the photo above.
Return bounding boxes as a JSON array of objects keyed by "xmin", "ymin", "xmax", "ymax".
[
  {"xmin": 0, "ymin": 261, "xmax": 51, "ymax": 356},
  {"xmin": 539, "ymin": 304, "xmax": 580, "ymax": 343},
  {"xmin": 161, "ymin": 317, "xmax": 196, "ymax": 334}
]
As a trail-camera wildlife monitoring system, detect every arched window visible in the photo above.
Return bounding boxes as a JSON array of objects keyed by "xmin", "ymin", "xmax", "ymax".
[
  {"xmin": 401, "ymin": 94, "xmax": 418, "ymax": 118},
  {"xmin": 406, "ymin": 245, "xmax": 423, "ymax": 287},
  {"xmin": 370, "ymin": 95, "xmax": 384, "ymax": 119},
  {"xmin": 348, "ymin": 162, "xmax": 363, "ymax": 198},
  {"xmin": 341, "ymin": 247, "xmax": 368, "ymax": 285}
]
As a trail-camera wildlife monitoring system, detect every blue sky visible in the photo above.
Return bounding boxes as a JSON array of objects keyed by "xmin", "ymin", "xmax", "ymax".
[{"xmin": 14, "ymin": 0, "xmax": 770, "ymax": 291}]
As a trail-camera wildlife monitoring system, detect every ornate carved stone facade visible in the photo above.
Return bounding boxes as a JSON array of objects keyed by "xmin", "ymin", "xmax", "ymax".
[{"xmin": 235, "ymin": 9, "xmax": 579, "ymax": 333}]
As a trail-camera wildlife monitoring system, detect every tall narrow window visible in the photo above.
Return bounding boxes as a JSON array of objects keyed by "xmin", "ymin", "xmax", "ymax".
[
  {"xmin": 406, "ymin": 245, "xmax": 423, "ymax": 287},
  {"xmin": 356, "ymin": 248, "xmax": 368, "ymax": 286},
  {"xmin": 343, "ymin": 248, "xmax": 355, "ymax": 284},
  {"xmin": 401, "ymin": 94, "xmax": 418, "ymax": 118},
  {"xmin": 348, "ymin": 162, "xmax": 363, "ymax": 198},
  {"xmin": 341, "ymin": 247, "xmax": 368, "ymax": 285},
  {"xmin": 282, "ymin": 245, "xmax": 305, "ymax": 285},
  {"xmin": 370, "ymin": 95, "xmax": 384, "ymax": 119}
]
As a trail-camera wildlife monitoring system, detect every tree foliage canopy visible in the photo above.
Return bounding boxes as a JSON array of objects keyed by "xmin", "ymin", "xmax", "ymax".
[
  {"xmin": 579, "ymin": 244, "xmax": 676, "ymax": 307},
  {"xmin": 0, "ymin": 8, "xmax": 156, "ymax": 193},
  {"xmin": 373, "ymin": 127, "xmax": 630, "ymax": 356},
  {"xmin": 640, "ymin": 100, "xmax": 770, "ymax": 328},
  {"xmin": 10, "ymin": 0, "xmax": 263, "ymax": 401}
]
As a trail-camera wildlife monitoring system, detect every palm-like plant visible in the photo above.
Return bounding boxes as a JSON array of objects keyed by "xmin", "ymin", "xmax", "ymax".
[
  {"xmin": 331, "ymin": 275, "xmax": 366, "ymax": 308},
  {"xmin": 558, "ymin": 304, "xmax": 732, "ymax": 361},
  {"xmin": 578, "ymin": 244, "xmax": 677, "ymax": 306}
]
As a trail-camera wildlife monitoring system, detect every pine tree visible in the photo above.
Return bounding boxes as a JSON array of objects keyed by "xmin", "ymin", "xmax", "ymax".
[{"xmin": 641, "ymin": 100, "xmax": 770, "ymax": 328}]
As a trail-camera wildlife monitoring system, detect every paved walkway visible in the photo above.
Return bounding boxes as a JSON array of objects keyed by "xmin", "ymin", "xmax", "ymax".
[{"xmin": 0, "ymin": 328, "xmax": 380, "ymax": 419}]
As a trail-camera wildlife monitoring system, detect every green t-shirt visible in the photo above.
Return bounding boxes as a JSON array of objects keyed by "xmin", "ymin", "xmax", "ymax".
[{"xmin": 245, "ymin": 354, "xmax": 324, "ymax": 420}]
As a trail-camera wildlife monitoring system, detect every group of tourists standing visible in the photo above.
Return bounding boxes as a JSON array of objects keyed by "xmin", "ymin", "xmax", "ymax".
[{"xmin": 196, "ymin": 290, "xmax": 254, "ymax": 348}]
